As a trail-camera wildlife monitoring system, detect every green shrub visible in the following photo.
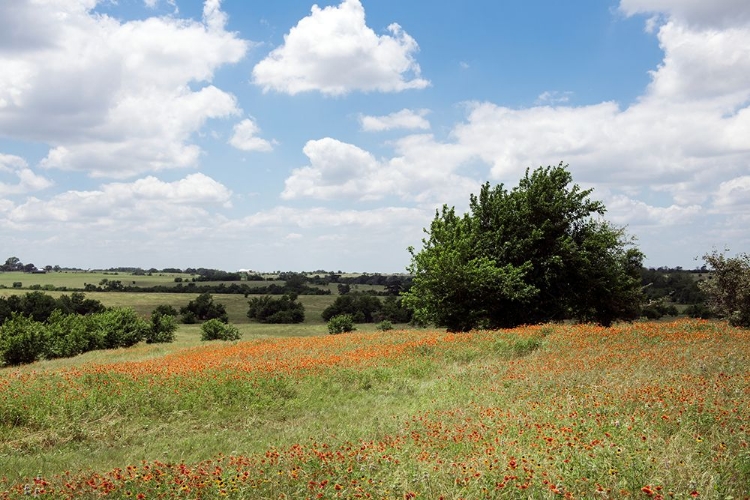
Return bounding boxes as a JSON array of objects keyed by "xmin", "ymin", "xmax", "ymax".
[
  {"xmin": 375, "ymin": 320, "xmax": 393, "ymax": 331},
  {"xmin": 180, "ymin": 293, "xmax": 228, "ymax": 323},
  {"xmin": 146, "ymin": 312, "xmax": 177, "ymax": 344},
  {"xmin": 152, "ymin": 304, "xmax": 179, "ymax": 317},
  {"xmin": 684, "ymin": 303, "xmax": 714, "ymax": 319},
  {"xmin": 328, "ymin": 314, "xmax": 355, "ymax": 334},
  {"xmin": 322, "ymin": 293, "xmax": 381, "ymax": 323},
  {"xmin": 247, "ymin": 294, "xmax": 305, "ymax": 324},
  {"xmin": 699, "ymin": 250, "xmax": 750, "ymax": 328},
  {"xmin": 93, "ymin": 307, "xmax": 150, "ymax": 349},
  {"xmin": 44, "ymin": 310, "xmax": 99, "ymax": 358},
  {"xmin": 181, "ymin": 310, "xmax": 197, "ymax": 324},
  {"xmin": 0, "ymin": 314, "xmax": 47, "ymax": 366},
  {"xmin": 201, "ymin": 319, "xmax": 242, "ymax": 341}
]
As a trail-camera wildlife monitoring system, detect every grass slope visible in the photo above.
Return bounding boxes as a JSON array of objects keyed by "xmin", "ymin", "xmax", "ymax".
[{"xmin": 0, "ymin": 320, "xmax": 748, "ymax": 499}]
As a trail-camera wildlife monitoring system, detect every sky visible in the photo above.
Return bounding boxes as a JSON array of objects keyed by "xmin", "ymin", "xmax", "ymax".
[{"xmin": 1, "ymin": 0, "xmax": 749, "ymax": 273}]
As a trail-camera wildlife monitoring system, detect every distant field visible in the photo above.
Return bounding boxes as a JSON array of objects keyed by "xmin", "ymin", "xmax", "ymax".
[
  {"xmin": 0, "ymin": 271, "xmax": 289, "ymax": 290},
  {"xmin": 0, "ymin": 271, "xmax": 187, "ymax": 289}
]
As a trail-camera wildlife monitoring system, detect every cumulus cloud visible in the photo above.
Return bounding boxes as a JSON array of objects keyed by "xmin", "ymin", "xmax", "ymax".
[
  {"xmin": 6, "ymin": 173, "xmax": 232, "ymax": 228},
  {"xmin": 0, "ymin": 0, "xmax": 248, "ymax": 178},
  {"xmin": 252, "ymin": 0, "xmax": 429, "ymax": 95},
  {"xmin": 605, "ymin": 194, "xmax": 703, "ymax": 226},
  {"xmin": 281, "ymin": 0, "xmax": 750, "ymax": 248},
  {"xmin": 535, "ymin": 91, "xmax": 574, "ymax": 105},
  {"xmin": 229, "ymin": 118, "xmax": 274, "ymax": 152},
  {"xmin": 359, "ymin": 109, "xmax": 430, "ymax": 132},
  {"xmin": 0, "ymin": 153, "xmax": 53, "ymax": 195},
  {"xmin": 619, "ymin": 0, "xmax": 750, "ymax": 28},
  {"xmin": 282, "ymin": 136, "xmax": 479, "ymax": 206},
  {"xmin": 713, "ymin": 176, "xmax": 750, "ymax": 212}
]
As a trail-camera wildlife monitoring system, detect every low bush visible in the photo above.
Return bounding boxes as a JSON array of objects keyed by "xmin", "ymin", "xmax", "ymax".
[
  {"xmin": 247, "ymin": 294, "xmax": 305, "ymax": 324},
  {"xmin": 375, "ymin": 320, "xmax": 393, "ymax": 331},
  {"xmin": 0, "ymin": 314, "xmax": 48, "ymax": 366},
  {"xmin": 201, "ymin": 319, "xmax": 242, "ymax": 341},
  {"xmin": 94, "ymin": 307, "xmax": 151, "ymax": 349},
  {"xmin": 44, "ymin": 311, "xmax": 99, "ymax": 358},
  {"xmin": 328, "ymin": 314, "xmax": 355, "ymax": 334},
  {"xmin": 146, "ymin": 311, "xmax": 177, "ymax": 344},
  {"xmin": 181, "ymin": 293, "xmax": 228, "ymax": 324}
]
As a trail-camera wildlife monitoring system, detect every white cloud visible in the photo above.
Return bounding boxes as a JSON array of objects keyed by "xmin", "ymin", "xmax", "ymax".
[
  {"xmin": 605, "ymin": 194, "xmax": 703, "ymax": 226},
  {"xmin": 6, "ymin": 173, "xmax": 232, "ymax": 227},
  {"xmin": 252, "ymin": 0, "xmax": 429, "ymax": 95},
  {"xmin": 280, "ymin": 3, "xmax": 750, "ymax": 246},
  {"xmin": 646, "ymin": 22, "xmax": 750, "ymax": 104},
  {"xmin": 535, "ymin": 91, "xmax": 574, "ymax": 105},
  {"xmin": 281, "ymin": 137, "xmax": 478, "ymax": 206},
  {"xmin": 619, "ymin": 0, "xmax": 750, "ymax": 28},
  {"xmin": 359, "ymin": 109, "xmax": 430, "ymax": 132},
  {"xmin": 0, "ymin": 153, "xmax": 53, "ymax": 195},
  {"xmin": 229, "ymin": 118, "xmax": 273, "ymax": 152},
  {"xmin": 713, "ymin": 176, "xmax": 750, "ymax": 212},
  {"xmin": 0, "ymin": 0, "xmax": 248, "ymax": 178}
]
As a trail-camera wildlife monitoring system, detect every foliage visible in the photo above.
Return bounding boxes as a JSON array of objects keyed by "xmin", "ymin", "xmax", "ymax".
[
  {"xmin": 404, "ymin": 163, "xmax": 644, "ymax": 331},
  {"xmin": 684, "ymin": 303, "xmax": 714, "ymax": 319},
  {"xmin": 200, "ymin": 318, "xmax": 242, "ymax": 341},
  {"xmin": 152, "ymin": 304, "xmax": 179, "ymax": 317},
  {"xmin": 378, "ymin": 295, "xmax": 413, "ymax": 323},
  {"xmin": 146, "ymin": 311, "xmax": 177, "ymax": 344},
  {"xmin": 247, "ymin": 294, "xmax": 305, "ymax": 324},
  {"xmin": 93, "ymin": 307, "xmax": 151, "ymax": 349},
  {"xmin": 640, "ymin": 267, "xmax": 705, "ymax": 304},
  {"xmin": 327, "ymin": 314, "xmax": 355, "ymax": 334},
  {"xmin": 0, "ymin": 313, "xmax": 47, "ymax": 366},
  {"xmin": 321, "ymin": 293, "xmax": 382, "ymax": 323},
  {"xmin": 55, "ymin": 291, "xmax": 106, "ymax": 316},
  {"xmin": 43, "ymin": 311, "xmax": 99, "ymax": 359},
  {"xmin": 1, "ymin": 256, "xmax": 23, "ymax": 272},
  {"xmin": 699, "ymin": 250, "xmax": 750, "ymax": 327},
  {"xmin": 180, "ymin": 293, "xmax": 228, "ymax": 324},
  {"xmin": 641, "ymin": 300, "xmax": 679, "ymax": 320},
  {"xmin": 0, "ymin": 291, "xmax": 105, "ymax": 325},
  {"xmin": 320, "ymin": 293, "xmax": 412, "ymax": 324},
  {"xmin": 375, "ymin": 320, "xmax": 394, "ymax": 331},
  {"xmin": 0, "ymin": 305, "xmax": 163, "ymax": 365}
]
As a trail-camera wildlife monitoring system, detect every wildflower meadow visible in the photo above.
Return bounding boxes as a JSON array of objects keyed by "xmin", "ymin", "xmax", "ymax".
[{"xmin": 1, "ymin": 319, "xmax": 748, "ymax": 499}]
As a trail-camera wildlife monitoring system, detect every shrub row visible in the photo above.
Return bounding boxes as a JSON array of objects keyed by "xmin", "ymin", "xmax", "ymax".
[
  {"xmin": 0, "ymin": 307, "xmax": 176, "ymax": 367},
  {"xmin": 321, "ymin": 293, "xmax": 412, "ymax": 324}
]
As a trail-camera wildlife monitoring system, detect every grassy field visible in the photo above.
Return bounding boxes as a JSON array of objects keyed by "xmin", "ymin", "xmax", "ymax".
[
  {"xmin": 0, "ymin": 319, "xmax": 748, "ymax": 499},
  {"xmin": 0, "ymin": 271, "xmax": 187, "ymax": 289},
  {"xmin": 0, "ymin": 271, "xmax": 291, "ymax": 291}
]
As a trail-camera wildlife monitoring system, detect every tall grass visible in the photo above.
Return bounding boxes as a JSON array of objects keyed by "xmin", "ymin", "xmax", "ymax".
[{"xmin": 0, "ymin": 320, "xmax": 748, "ymax": 499}]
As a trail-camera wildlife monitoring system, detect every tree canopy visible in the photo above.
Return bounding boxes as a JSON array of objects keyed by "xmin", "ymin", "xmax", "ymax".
[
  {"xmin": 699, "ymin": 250, "xmax": 750, "ymax": 328},
  {"xmin": 403, "ymin": 163, "xmax": 643, "ymax": 331}
]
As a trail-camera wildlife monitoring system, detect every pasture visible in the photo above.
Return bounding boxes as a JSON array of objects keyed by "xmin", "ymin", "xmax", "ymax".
[
  {"xmin": 1, "ymin": 319, "xmax": 748, "ymax": 499},
  {"xmin": 0, "ymin": 271, "xmax": 188, "ymax": 290}
]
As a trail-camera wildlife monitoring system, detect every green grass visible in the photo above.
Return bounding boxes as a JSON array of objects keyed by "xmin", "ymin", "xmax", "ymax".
[
  {"xmin": 1, "ymin": 320, "xmax": 747, "ymax": 499},
  {"xmin": 0, "ymin": 271, "xmax": 187, "ymax": 289}
]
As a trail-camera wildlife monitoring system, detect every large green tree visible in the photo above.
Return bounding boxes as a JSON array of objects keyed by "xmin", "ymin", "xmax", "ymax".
[
  {"xmin": 403, "ymin": 163, "xmax": 643, "ymax": 331},
  {"xmin": 699, "ymin": 250, "xmax": 750, "ymax": 328}
]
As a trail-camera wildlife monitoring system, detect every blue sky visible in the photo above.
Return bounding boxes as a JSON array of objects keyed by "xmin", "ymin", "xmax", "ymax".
[{"xmin": 1, "ymin": 0, "xmax": 749, "ymax": 272}]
